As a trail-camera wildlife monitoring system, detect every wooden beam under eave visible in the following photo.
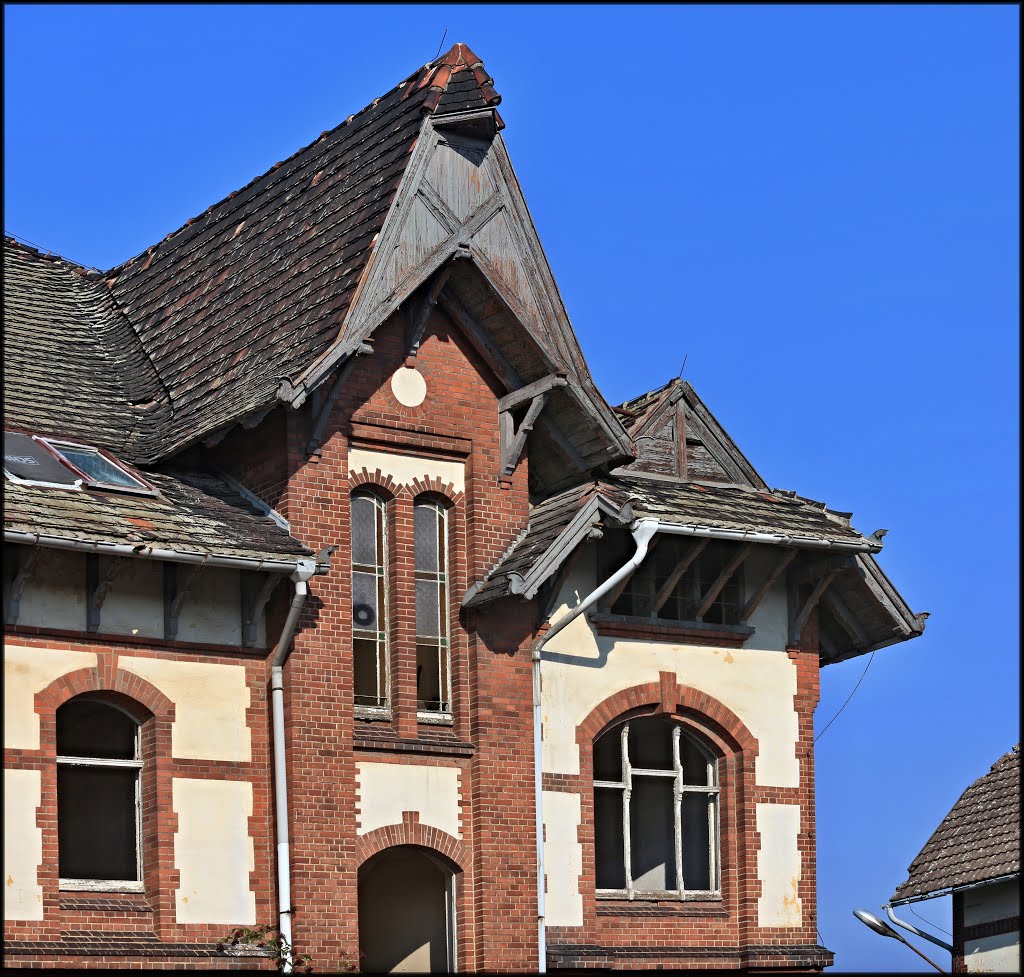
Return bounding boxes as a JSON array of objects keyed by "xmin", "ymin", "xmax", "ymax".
[
  {"xmin": 437, "ymin": 291, "xmax": 520, "ymax": 390},
  {"xmin": 696, "ymin": 544, "xmax": 754, "ymax": 621},
  {"xmin": 821, "ymin": 587, "xmax": 869, "ymax": 648},
  {"xmin": 789, "ymin": 570, "xmax": 841, "ymax": 645},
  {"xmin": 604, "ymin": 534, "xmax": 663, "ymax": 609},
  {"xmin": 650, "ymin": 538, "xmax": 708, "ymax": 616},
  {"xmin": 738, "ymin": 548, "xmax": 798, "ymax": 624}
]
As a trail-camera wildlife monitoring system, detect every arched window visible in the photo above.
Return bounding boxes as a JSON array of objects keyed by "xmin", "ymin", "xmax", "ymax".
[
  {"xmin": 57, "ymin": 696, "xmax": 143, "ymax": 889},
  {"xmin": 352, "ymin": 491, "xmax": 390, "ymax": 711},
  {"xmin": 414, "ymin": 498, "xmax": 450, "ymax": 716},
  {"xmin": 593, "ymin": 715, "xmax": 719, "ymax": 899}
]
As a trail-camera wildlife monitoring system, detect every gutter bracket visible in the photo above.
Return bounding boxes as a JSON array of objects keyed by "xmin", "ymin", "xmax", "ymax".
[
  {"xmin": 243, "ymin": 574, "xmax": 283, "ymax": 647},
  {"xmin": 88, "ymin": 556, "xmax": 126, "ymax": 632},
  {"xmin": 165, "ymin": 557, "xmax": 209, "ymax": 640}
]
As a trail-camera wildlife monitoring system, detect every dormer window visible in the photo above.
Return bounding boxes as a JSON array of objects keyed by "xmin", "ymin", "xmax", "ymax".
[{"xmin": 39, "ymin": 438, "xmax": 155, "ymax": 495}]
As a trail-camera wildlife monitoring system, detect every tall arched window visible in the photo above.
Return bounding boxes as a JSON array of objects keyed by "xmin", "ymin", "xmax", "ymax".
[
  {"xmin": 414, "ymin": 498, "xmax": 450, "ymax": 716},
  {"xmin": 57, "ymin": 696, "xmax": 143, "ymax": 889},
  {"xmin": 352, "ymin": 491, "xmax": 390, "ymax": 711},
  {"xmin": 593, "ymin": 715, "xmax": 719, "ymax": 899}
]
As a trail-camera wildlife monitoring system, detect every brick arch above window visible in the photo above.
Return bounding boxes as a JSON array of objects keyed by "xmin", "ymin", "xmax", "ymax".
[
  {"xmin": 408, "ymin": 478, "xmax": 465, "ymax": 508},
  {"xmin": 35, "ymin": 665, "xmax": 175, "ymax": 726},
  {"xmin": 347, "ymin": 467, "xmax": 401, "ymax": 498},
  {"xmin": 575, "ymin": 672, "xmax": 759, "ymax": 761},
  {"xmin": 355, "ymin": 812, "xmax": 469, "ymax": 873}
]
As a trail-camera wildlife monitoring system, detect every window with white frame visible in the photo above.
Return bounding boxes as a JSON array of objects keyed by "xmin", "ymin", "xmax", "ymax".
[
  {"xmin": 414, "ymin": 498, "xmax": 450, "ymax": 716},
  {"xmin": 57, "ymin": 696, "xmax": 144, "ymax": 890},
  {"xmin": 352, "ymin": 491, "xmax": 390, "ymax": 712},
  {"xmin": 593, "ymin": 715, "xmax": 720, "ymax": 899}
]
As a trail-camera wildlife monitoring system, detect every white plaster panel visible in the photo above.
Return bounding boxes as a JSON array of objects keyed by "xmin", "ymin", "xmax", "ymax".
[
  {"xmin": 963, "ymin": 879, "xmax": 1019, "ymax": 925},
  {"xmin": 118, "ymin": 656, "xmax": 250, "ymax": 761},
  {"xmin": 540, "ymin": 549, "xmax": 799, "ymax": 787},
  {"xmin": 4, "ymin": 644, "xmax": 98, "ymax": 750},
  {"xmin": 356, "ymin": 762, "xmax": 462, "ymax": 839},
  {"xmin": 4, "ymin": 768, "xmax": 44, "ymax": 920},
  {"xmin": 965, "ymin": 933, "xmax": 1019, "ymax": 973},
  {"xmin": 173, "ymin": 778, "xmax": 256, "ymax": 925},
  {"xmin": 391, "ymin": 367, "xmax": 427, "ymax": 407},
  {"xmin": 348, "ymin": 448, "xmax": 465, "ymax": 495},
  {"xmin": 543, "ymin": 791, "xmax": 584, "ymax": 927},
  {"xmin": 742, "ymin": 549, "xmax": 790, "ymax": 652},
  {"xmin": 756, "ymin": 803, "xmax": 802, "ymax": 927},
  {"xmin": 97, "ymin": 555, "xmax": 163, "ymax": 639},
  {"xmin": 17, "ymin": 548, "xmax": 86, "ymax": 631},
  {"xmin": 176, "ymin": 567, "xmax": 242, "ymax": 646}
]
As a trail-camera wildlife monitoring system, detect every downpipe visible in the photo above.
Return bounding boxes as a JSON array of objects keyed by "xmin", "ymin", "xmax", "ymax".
[
  {"xmin": 271, "ymin": 561, "xmax": 317, "ymax": 972},
  {"xmin": 885, "ymin": 903, "xmax": 954, "ymax": 952},
  {"xmin": 529, "ymin": 518, "xmax": 660, "ymax": 973}
]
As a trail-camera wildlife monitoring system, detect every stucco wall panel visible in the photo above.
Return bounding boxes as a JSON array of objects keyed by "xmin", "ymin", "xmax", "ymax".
[
  {"xmin": 175, "ymin": 567, "xmax": 242, "ymax": 646},
  {"xmin": 118, "ymin": 656, "xmax": 250, "ymax": 761},
  {"xmin": 4, "ymin": 643, "xmax": 98, "ymax": 750},
  {"xmin": 4, "ymin": 768, "xmax": 44, "ymax": 921},
  {"xmin": 356, "ymin": 762, "xmax": 462, "ymax": 839},
  {"xmin": 756, "ymin": 803, "xmax": 802, "ymax": 927},
  {"xmin": 543, "ymin": 790, "xmax": 584, "ymax": 927},
  {"xmin": 96, "ymin": 555, "xmax": 163, "ymax": 639},
  {"xmin": 964, "ymin": 932, "xmax": 1020, "ymax": 973},
  {"xmin": 172, "ymin": 778, "xmax": 256, "ymax": 925},
  {"xmin": 541, "ymin": 550, "xmax": 799, "ymax": 787},
  {"xmin": 963, "ymin": 879, "xmax": 1019, "ymax": 925},
  {"xmin": 348, "ymin": 448, "xmax": 465, "ymax": 494},
  {"xmin": 16, "ymin": 549, "xmax": 86, "ymax": 632}
]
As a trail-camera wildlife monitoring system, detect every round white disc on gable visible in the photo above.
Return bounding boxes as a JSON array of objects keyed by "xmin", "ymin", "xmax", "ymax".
[{"xmin": 391, "ymin": 366, "xmax": 427, "ymax": 407}]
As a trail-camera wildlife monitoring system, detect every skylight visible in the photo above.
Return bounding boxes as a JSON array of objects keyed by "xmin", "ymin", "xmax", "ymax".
[{"xmin": 41, "ymin": 439, "xmax": 155, "ymax": 494}]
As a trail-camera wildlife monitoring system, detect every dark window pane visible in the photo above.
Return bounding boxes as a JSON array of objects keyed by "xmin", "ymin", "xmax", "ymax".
[
  {"xmin": 57, "ymin": 700, "xmax": 136, "ymax": 760},
  {"xmin": 352, "ymin": 571, "xmax": 379, "ymax": 632},
  {"xmin": 414, "ymin": 503, "xmax": 439, "ymax": 573},
  {"xmin": 354, "ymin": 638, "xmax": 383, "ymax": 707},
  {"xmin": 628, "ymin": 716, "xmax": 673, "ymax": 770},
  {"xmin": 680, "ymin": 735, "xmax": 713, "ymax": 785},
  {"xmin": 594, "ymin": 788, "xmax": 626, "ymax": 889},
  {"xmin": 593, "ymin": 728, "xmax": 623, "ymax": 782},
  {"xmin": 415, "ymin": 579, "xmax": 439, "ymax": 638},
  {"xmin": 682, "ymin": 794, "xmax": 714, "ymax": 890},
  {"xmin": 630, "ymin": 778, "xmax": 677, "ymax": 891},
  {"xmin": 416, "ymin": 644, "xmax": 446, "ymax": 712},
  {"xmin": 58, "ymin": 766, "xmax": 138, "ymax": 880},
  {"xmin": 351, "ymin": 495, "xmax": 378, "ymax": 566}
]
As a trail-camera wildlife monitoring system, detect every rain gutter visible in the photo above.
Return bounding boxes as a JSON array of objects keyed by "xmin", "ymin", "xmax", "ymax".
[
  {"xmin": 3, "ymin": 531, "xmax": 322, "ymax": 574},
  {"xmin": 639, "ymin": 522, "xmax": 882, "ymax": 553}
]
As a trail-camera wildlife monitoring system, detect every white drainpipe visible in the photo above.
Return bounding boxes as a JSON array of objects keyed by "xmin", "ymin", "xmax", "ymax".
[
  {"xmin": 270, "ymin": 560, "xmax": 317, "ymax": 972},
  {"xmin": 529, "ymin": 518, "xmax": 660, "ymax": 973}
]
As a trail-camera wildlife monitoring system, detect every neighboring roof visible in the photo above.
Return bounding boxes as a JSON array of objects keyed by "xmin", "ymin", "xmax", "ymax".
[
  {"xmin": 3, "ymin": 239, "xmax": 170, "ymax": 463},
  {"xmin": 892, "ymin": 745, "xmax": 1021, "ymax": 903},
  {"xmin": 3, "ymin": 468, "xmax": 311, "ymax": 565}
]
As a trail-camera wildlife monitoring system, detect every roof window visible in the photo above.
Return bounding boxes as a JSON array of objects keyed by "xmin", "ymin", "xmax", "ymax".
[{"xmin": 40, "ymin": 438, "xmax": 155, "ymax": 494}]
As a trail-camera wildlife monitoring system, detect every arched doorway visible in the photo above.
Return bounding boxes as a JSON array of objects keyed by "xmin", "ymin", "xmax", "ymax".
[{"xmin": 358, "ymin": 846, "xmax": 457, "ymax": 973}]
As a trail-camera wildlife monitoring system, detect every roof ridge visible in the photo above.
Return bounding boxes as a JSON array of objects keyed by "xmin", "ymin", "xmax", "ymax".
[
  {"xmin": 104, "ymin": 59, "xmax": 434, "ymax": 281},
  {"xmin": 411, "ymin": 41, "xmax": 502, "ymax": 114},
  {"xmin": 4, "ymin": 235, "xmax": 96, "ymax": 274}
]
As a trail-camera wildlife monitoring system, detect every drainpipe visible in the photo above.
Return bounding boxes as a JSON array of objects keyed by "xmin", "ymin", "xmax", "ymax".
[
  {"xmin": 529, "ymin": 518, "xmax": 660, "ymax": 973},
  {"xmin": 270, "ymin": 559, "xmax": 318, "ymax": 972}
]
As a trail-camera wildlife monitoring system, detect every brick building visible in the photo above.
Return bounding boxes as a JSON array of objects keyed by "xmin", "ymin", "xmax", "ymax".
[{"xmin": 3, "ymin": 44, "xmax": 927, "ymax": 971}]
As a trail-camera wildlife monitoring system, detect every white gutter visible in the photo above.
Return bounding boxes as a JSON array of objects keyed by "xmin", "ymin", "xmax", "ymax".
[
  {"xmin": 641, "ymin": 523, "xmax": 882, "ymax": 553},
  {"xmin": 884, "ymin": 903, "xmax": 954, "ymax": 952},
  {"xmin": 528, "ymin": 517, "xmax": 660, "ymax": 973},
  {"xmin": 270, "ymin": 563, "xmax": 318, "ymax": 972},
  {"xmin": 3, "ymin": 530, "xmax": 318, "ymax": 574}
]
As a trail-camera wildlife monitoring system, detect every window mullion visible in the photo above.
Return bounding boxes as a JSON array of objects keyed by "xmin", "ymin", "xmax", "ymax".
[
  {"xmin": 621, "ymin": 722, "xmax": 633, "ymax": 900},
  {"xmin": 672, "ymin": 724, "xmax": 684, "ymax": 899}
]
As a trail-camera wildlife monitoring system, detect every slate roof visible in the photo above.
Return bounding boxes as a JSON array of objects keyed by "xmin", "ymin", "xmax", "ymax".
[
  {"xmin": 466, "ymin": 473, "xmax": 874, "ymax": 607},
  {"xmin": 3, "ymin": 240, "xmax": 170, "ymax": 463},
  {"xmin": 100, "ymin": 43, "xmax": 500, "ymax": 459},
  {"xmin": 891, "ymin": 745, "xmax": 1021, "ymax": 903},
  {"xmin": 611, "ymin": 473, "xmax": 868, "ymax": 545},
  {"xmin": 4, "ymin": 468, "xmax": 311, "ymax": 565}
]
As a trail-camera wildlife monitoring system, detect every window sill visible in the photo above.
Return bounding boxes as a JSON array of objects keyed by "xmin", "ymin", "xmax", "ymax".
[
  {"xmin": 417, "ymin": 710, "xmax": 453, "ymax": 726},
  {"xmin": 59, "ymin": 879, "xmax": 145, "ymax": 894},
  {"xmin": 590, "ymin": 613, "xmax": 753, "ymax": 648},
  {"xmin": 596, "ymin": 892, "xmax": 726, "ymax": 917},
  {"xmin": 354, "ymin": 705, "xmax": 393, "ymax": 722}
]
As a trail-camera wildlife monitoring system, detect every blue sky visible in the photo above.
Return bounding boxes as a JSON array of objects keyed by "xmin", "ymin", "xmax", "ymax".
[{"xmin": 5, "ymin": 5, "xmax": 1019, "ymax": 971}]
